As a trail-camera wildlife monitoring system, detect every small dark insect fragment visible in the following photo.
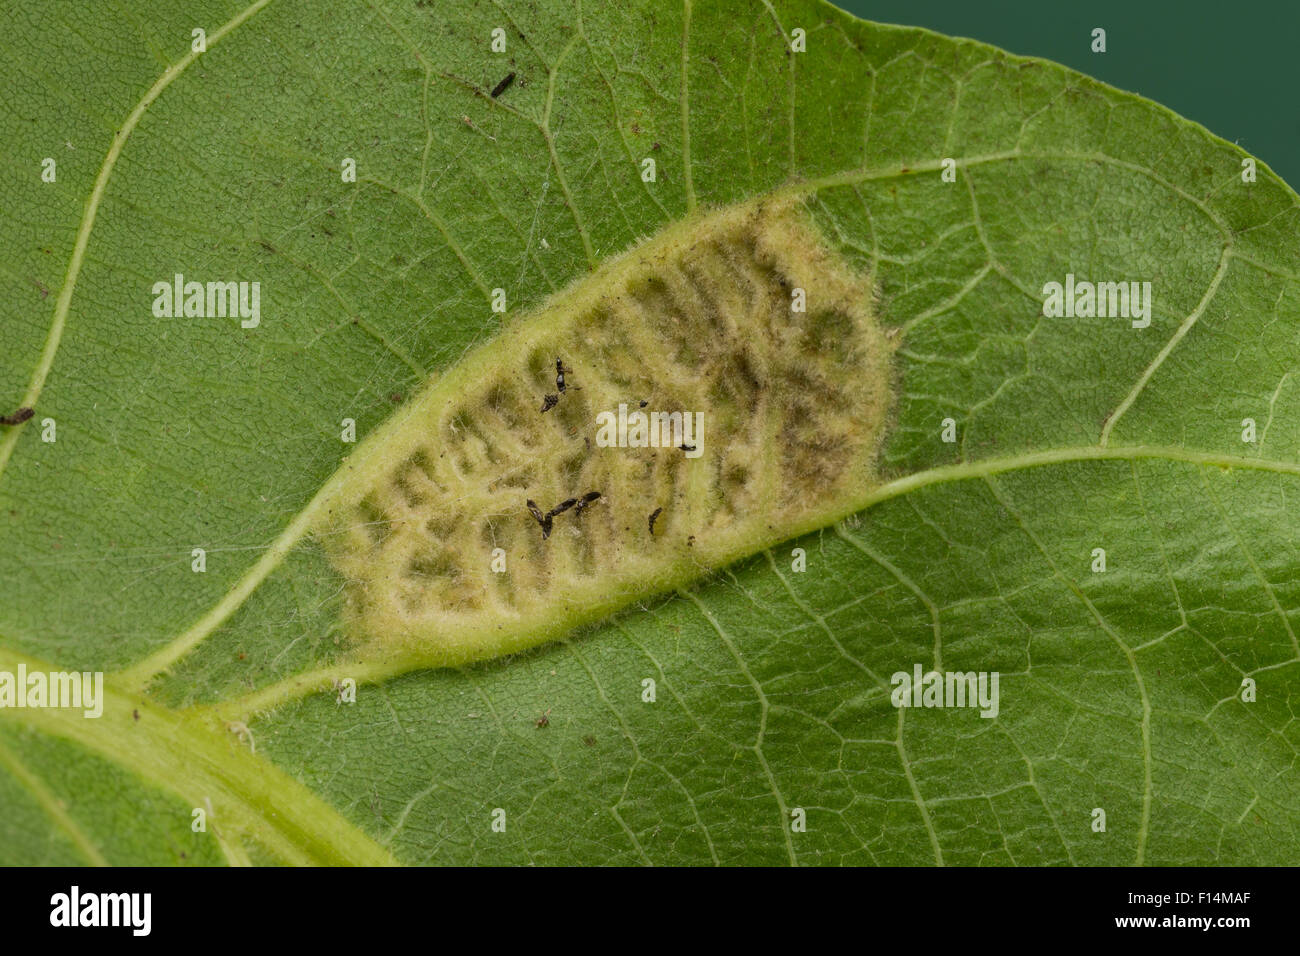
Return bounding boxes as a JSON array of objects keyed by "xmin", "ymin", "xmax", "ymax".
[
  {"xmin": 535, "ymin": 709, "xmax": 550, "ymax": 728},
  {"xmin": 547, "ymin": 497, "xmax": 578, "ymax": 518},
  {"xmin": 132, "ymin": 709, "xmax": 140, "ymax": 722},
  {"xmin": 638, "ymin": 399, "xmax": 648, "ymax": 408},
  {"xmin": 0, "ymin": 407, "xmax": 34, "ymax": 426},
  {"xmin": 555, "ymin": 357, "xmax": 568, "ymax": 392},
  {"xmin": 491, "ymin": 72, "xmax": 516, "ymax": 98},
  {"xmin": 540, "ymin": 393, "xmax": 558, "ymax": 413},
  {"xmin": 648, "ymin": 507, "xmax": 663, "ymax": 534},
  {"xmin": 679, "ymin": 443, "xmax": 696, "ymax": 453},
  {"xmin": 526, "ymin": 499, "xmax": 553, "ymax": 539},
  {"xmin": 573, "ymin": 491, "xmax": 602, "ymax": 515}
]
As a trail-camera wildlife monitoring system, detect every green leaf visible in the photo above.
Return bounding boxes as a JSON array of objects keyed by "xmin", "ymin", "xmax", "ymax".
[{"xmin": 2, "ymin": 0, "xmax": 1296, "ymax": 866}]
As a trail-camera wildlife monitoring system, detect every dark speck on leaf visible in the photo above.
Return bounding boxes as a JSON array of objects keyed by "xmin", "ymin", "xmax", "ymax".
[
  {"xmin": 0, "ymin": 408, "xmax": 34, "ymax": 426},
  {"xmin": 540, "ymin": 393, "xmax": 558, "ymax": 413},
  {"xmin": 490, "ymin": 72, "xmax": 516, "ymax": 98}
]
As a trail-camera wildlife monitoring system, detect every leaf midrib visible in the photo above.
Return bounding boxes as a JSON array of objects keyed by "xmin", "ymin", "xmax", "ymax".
[
  {"xmin": 154, "ymin": 441, "xmax": 1300, "ymax": 718},
  {"xmin": 0, "ymin": 646, "xmax": 396, "ymax": 866}
]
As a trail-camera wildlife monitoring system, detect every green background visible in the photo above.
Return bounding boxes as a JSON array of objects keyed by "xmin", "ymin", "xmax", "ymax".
[{"xmin": 833, "ymin": 0, "xmax": 1300, "ymax": 188}]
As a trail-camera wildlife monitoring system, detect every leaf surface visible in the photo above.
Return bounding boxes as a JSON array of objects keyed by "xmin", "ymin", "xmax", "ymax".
[{"xmin": 1, "ymin": 0, "xmax": 1297, "ymax": 865}]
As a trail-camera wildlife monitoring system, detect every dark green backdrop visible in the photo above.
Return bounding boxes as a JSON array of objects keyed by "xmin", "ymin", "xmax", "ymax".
[{"xmin": 831, "ymin": 1, "xmax": 1299, "ymax": 189}]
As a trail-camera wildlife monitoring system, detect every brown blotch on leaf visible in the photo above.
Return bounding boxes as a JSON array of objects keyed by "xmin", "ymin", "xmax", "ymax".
[{"xmin": 0, "ymin": 408, "xmax": 34, "ymax": 426}]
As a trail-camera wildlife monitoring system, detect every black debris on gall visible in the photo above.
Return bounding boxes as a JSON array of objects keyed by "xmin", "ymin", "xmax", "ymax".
[
  {"xmin": 526, "ymin": 499, "xmax": 553, "ymax": 539},
  {"xmin": 530, "ymin": 492, "xmax": 602, "ymax": 538},
  {"xmin": 547, "ymin": 498, "xmax": 578, "ymax": 518}
]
